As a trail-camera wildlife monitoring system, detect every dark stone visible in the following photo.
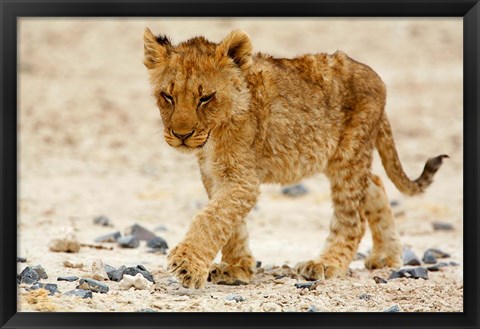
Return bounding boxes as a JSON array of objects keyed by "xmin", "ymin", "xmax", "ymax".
[
  {"xmin": 449, "ymin": 261, "xmax": 459, "ymax": 266},
  {"xmin": 354, "ymin": 252, "xmax": 366, "ymax": 261},
  {"xmin": 19, "ymin": 267, "xmax": 39, "ymax": 284},
  {"xmin": 17, "ymin": 257, "xmax": 27, "ymax": 263},
  {"xmin": 389, "ymin": 267, "xmax": 429, "ymax": 280},
  {"xmin": 373, "ymin": 276, "xmax": 388, "ymax": 284},
  {"xmin": 426, "ymin": 262, "xmax": 450, "ymax": 272},
  {"xmin": 117, "ymin": 235, "xmax": 140, "ymax": 248},
  {"xmin": 294, "ymin": 281, "xmax": 317, "ymax": 289},
  {"xmin": 384, "ymin": 305, "xmax": 400, "ymax": 312},
  {"xmin": 137, "ymin": 308, "xmax": 157, "ymax": 312},
  {"xmin": 402, "ymin": 248, "xmax": 421, "ymax": 266},
  {"xmin": 77, "ymin": 278, "xmax": 109, "ymax": 293},
  {"xmin": 307, "ymin": 305, "xmax": 318, "ymax": 312},
  {"xmin": 358, "ymin": 293, "xmax": 372, "ymax": 300},
  {"xmin": 127, "ymin": 224, "xmax": 157, "ymax": 241},
  {"xmin": 57, "ymin": 276, "xmax": 79, "ymax": 282},
  {"xmin": 432, "ymin": 222, "xmax": 454, "ymax": 231},
  {"xmin": 94, "ymin": 231, "xmax": 121, "ymax": 243},
  {"xmin": 65, "ymin": 289, "xmax": 92, "ymax": 299},
  {"xmin": 281, "ymin": 184, "xmax": 309, "ymax": 197},
  {"xmin": 389, "ymin": 200, "xmax": 400, "ymax": 207},
  {"xmin": 29, "ymin": 282, "xmax": 59, "ymax": 295},
  {"xmin": 256, "ymin": 261, "xmax": 262, "ymax": 268},
  {"xmin": 104, "ymin": 264, "xmax": 117, "ymax": 277},
  {"xmin": 146, "ymin": 236, "xmax": 168, "ymax": 251},
  {"xmin": 31, "ymin": 265, "xmax": 48, "ymax": 279},
  {"xmin": 422, "ymin": 250, "xmax": 437, "ymax": 264},
  {"xmin": 426, "ymin": 248, "xmax": 450, "ymax": 259},
  {"xmin": 93, "ymin": 215, "xmax": 113, "ymax": 227},
  {"xmin": 225, "ymin": 294, "xmax": 245, "ymax": 302},
  {"xmin": 107, "ymin": 265, "xmax": 155, "ymax": 283}
]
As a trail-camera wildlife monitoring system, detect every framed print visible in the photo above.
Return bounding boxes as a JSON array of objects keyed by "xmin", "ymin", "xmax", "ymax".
[{"xmin": 1, "ymin": 0, "xmax": 479, "ymax": 328}]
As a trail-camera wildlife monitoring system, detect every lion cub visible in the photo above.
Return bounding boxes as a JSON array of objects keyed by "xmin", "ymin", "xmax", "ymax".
[{"xmin": 143, "ymin": 28, "xmax": 447, "ymax": 289}]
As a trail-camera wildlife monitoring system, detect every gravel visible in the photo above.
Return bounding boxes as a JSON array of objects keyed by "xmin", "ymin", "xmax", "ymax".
[
  {"xmin": 29, "ymin": 282, "xmax": 59, "ymax": 295},
  {"xmin": 402, "ymin": 248, "xmax": 421, "ymax": 266},
  {"xmin": 117, "ymin": 235, "xmax": 140, "ymax": 248},
  {"xmin": 19, "ymin": 267, "xmax": 40, "ymax": 284},
  {"xmin": 57, "ymin": 276, "xmax": 79, "ymax": 282},
  {"xmin": 389, "ymin": 267, "xmax": 429, "ymax": 280},
  {"xmin": 77, "ymin": 278, "xmax": 109, "ymax": 293},
  {"xmin": 65, "ymin": 289, "xmax": 93, "ymax": 299},
  {"xmin": 94, "ymin": 231, "xmax": 121, "ymax": 243},
  {"xmin": 93, "ymin": 215, "xmax": 113, "ymax": 227}
]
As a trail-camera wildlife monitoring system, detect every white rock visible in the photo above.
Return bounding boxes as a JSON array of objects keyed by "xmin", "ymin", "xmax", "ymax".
[
  {"xmin": 91, "ymin": 259, "xmax": 108, "ymax": 281},
  {"xmin": 119, "ymin": 273, "xmax": 153, "ymax": 290}
]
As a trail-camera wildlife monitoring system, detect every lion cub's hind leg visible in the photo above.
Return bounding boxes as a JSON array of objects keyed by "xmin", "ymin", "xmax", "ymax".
[
  {"xmin": 362, "ymin": 174, "xmax": 402, "ymax": 269},
  {"xmin": 208, "ymin": 219, "xmax": 255, "ymax": 285}
]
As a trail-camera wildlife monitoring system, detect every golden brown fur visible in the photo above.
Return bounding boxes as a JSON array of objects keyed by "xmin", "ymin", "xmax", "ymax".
[{"xmin": 143, "ymin": 28, "xmax": 447, "ymax": 288}]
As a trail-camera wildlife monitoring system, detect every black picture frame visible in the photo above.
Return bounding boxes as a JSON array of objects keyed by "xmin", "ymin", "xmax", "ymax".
[{"xmin": 1, "ymin": 0, "xmax": 478, "ymax": 328}]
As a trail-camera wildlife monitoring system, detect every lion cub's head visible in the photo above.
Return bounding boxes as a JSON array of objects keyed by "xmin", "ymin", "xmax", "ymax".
[{"xmin": 143, "ymin": 28, "xmax": 252, "ymax": 152}]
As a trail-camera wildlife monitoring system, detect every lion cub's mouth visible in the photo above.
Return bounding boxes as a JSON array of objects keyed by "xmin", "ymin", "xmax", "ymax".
[{"xmin": 165, "ymin": 130, "xmax": 210, "ymax": 151}]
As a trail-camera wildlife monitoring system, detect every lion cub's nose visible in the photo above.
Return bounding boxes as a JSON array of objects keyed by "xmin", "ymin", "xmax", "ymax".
[{"xmin": 172, "ymin": 130, "xmax": 195, "ymax": 141}]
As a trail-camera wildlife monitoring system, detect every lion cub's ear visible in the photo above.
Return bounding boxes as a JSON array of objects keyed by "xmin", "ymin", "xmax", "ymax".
[
  {"xmin": 143, "ymin": 27, "xmax": 171, "ymax": 69},
  {"xmin": 216, "ymin": 30, "xmax": 252, "ymax": 72}
]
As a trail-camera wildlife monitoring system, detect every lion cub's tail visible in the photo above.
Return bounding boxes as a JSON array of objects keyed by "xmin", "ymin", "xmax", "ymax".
[{"xmin": 376, "ymin": 114, "xmax": 448, "ymax": 196}]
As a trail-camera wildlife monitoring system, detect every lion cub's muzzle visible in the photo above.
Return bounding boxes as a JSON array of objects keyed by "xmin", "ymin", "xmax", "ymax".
[{"xmin": 164, "ymin": 129, "xmax": 210, "ymax": 150}]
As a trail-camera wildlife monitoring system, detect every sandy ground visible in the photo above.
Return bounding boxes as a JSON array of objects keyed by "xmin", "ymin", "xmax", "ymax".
[{"xmin": 17, "ymin": 18, "xmax": 463, "ymax": 312}]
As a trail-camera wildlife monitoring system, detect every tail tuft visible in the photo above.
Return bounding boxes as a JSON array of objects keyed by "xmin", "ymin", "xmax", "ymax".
[{"xmin": 414, "ymin": 154, "xmax": 449, "ymax": 191}]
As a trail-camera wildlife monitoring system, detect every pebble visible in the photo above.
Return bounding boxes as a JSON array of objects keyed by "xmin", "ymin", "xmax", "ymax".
[
  {"xmin": 384, "ymin": 305, "xmax": 400, "ymax": 312},
  {"xmin": 57, "ymin": 276, "xmax": 79, "ymax": 282},
  {"xmin": 94, "ymin": 231, "xmax": 121, "ymax": 243},
  {"xmin": 307, "ymin": 305, "xmax": 318, "ymax": 312},
  {"xmin": 29, "ymin": 283, "xmax": 59, "ymax": 295},
  {"xmin": 402, "ymin": 248, "xmax": 421, "ymax": 266},
  {"xmin": 422, "ymin": 250, "xmax": 437, "ymax": 264},
  {"xmin": 17, "ymin": 257, "xmax": 27, "ymax": 263},
  {"xmin": 91, "ymin": 259, "xmax": 109, "ymax": 281},
  {"xmin": 426, "ymin": 262, "xmax": 449, "ymax": 271},
  {"xmin": 389, "ymin": 200, "xmax": 400, "ymax": 207},
  {"xmin": 48, "ymin": 227, "xmax": 81, "ymax": 253},
  {"xmin": 389, "ymin": 267, "xmax": 428, "ymax": 280},
  {"xmin": 19, "ymin": 267, "xmax": 40, "ymax": 284},
  {"xmin": 256, "ymin": 260, "xmax": 262, "ymax": 268},
  {"xmin": 65, "ymin": 289, "xmax": 92, "ymax": 299},
  {"xmin": 137, "ymin": 308, "xmax": 157, "ymax": 312},
  {"xmin": 106, "ymin": 265, "xmax": 155, "ymax": 283},
  {"xmin": 432, "ymin": 222, "xmax": 454, "ymax": 231},
  {"xmin": 125, "ymin": 224, "xmax": 157, "ymax": 241},
  {"xmin": 225, "ymin": 294, "xmax": 245, "ymax": 302},
  {"xmin": 146, "ymin": 237, "xmax": 169, "ymax": 252},
  {"xmin": 77, "ymin": 278, "xmax": 109, "ymax": 293},
  {"xmin": 63, "ymin": 261, "xmax": 83, "ymax": 268},
  {"xmin": 261, "ymin": 302, "xmax": 281, "ymax": 312},
  {"xmin": 358, "ymin": 293, "xmax": 372, "ymax": 300},
  {"xmin": 119, "ymin": 273, "xmax": 153, "ymax": 290},
  {"xmin": 426, "ymin": 248, "xmax": 450, "ymax": 259},
  {"xmin": 373, "ymin": 276, "xmax": 388, "ymax": 284},
  {"xmin": 281, "ymin": 184, "xmax": 309, "ymax": 197},
  {"xmin": 31, "ymin": 265, "xmax": 48, "ymax": 279},
  {"xmin": 93, "ymin": 215, "xmax": 113, "ymax": 227},
  {"xmin": 294, "ymin": 281, "xmax": 317, "ymax": 289},
  {"xmin": 117, "ymin": 235, "xmax": 140, "ymax": 248}
]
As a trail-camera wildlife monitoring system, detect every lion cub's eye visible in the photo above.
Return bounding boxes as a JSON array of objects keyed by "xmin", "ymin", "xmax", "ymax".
[
  {"xmin": 198, "ymin": 91, "xmax": 216, "ymax": 107},
  {"xmin": 161, "ymin": 92, "xmax": 174, "ymax": 105}
]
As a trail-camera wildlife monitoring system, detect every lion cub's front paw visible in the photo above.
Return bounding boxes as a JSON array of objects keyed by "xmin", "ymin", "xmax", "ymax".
[
  {"xmin": 208, "ymin": 262, "xmax": 253, "ymax": 285},
  {"xmin": 364, "ymin": 252, "xmax": 402, "ymax": 270},
  {"xmin": 295, "ymin": 260, "xmax": 347, "ymax": 280},
  {"xmin": 167, "ymin": 244, "xmax": 209, "ymax": 289}
]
